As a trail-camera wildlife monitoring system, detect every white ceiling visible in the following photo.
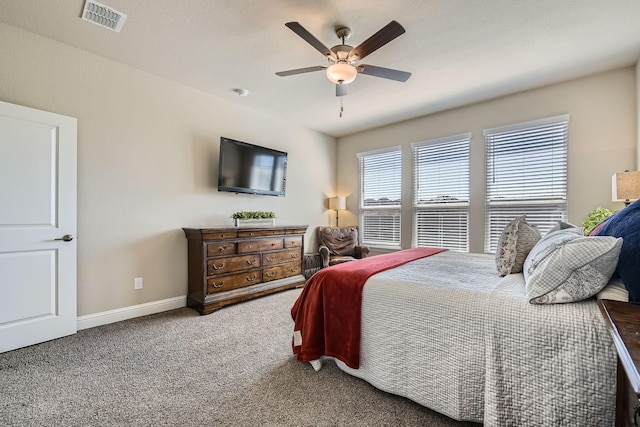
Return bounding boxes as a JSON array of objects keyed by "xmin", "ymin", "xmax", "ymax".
[{"xmin": 1, "ymin": 0, "xmax": 640, "ymax": 137}]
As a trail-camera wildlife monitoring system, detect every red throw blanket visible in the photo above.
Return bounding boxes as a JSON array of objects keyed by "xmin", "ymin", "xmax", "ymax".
[{"xmin": 290, "ymin": 247, "xmax": 447, "ymax": 369}]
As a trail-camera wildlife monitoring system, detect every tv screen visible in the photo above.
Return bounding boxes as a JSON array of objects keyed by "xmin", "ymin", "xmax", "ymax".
[{"xmin": 217, "ymin": 137, "xmax": 287, "ymax": 197}]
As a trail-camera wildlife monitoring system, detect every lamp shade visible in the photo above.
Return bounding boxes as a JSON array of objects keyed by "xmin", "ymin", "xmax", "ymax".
[
  {"xmin": 329, "ymin": 196, "xmax": 346, "ymax": 211},
  {"xmin": 612, "ymin": 170, "xmax": 640, "ymax": 203},
  {"xmin": 326, "ymin": 63, "xmax": 357, "ymax": 84}
]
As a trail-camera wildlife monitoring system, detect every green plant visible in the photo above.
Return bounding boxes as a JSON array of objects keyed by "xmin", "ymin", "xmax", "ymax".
[
  {"xmin": 231, "ymin": 211, "xmax": 275, "ymax": 220},
  {"xmin": 582, "ymin": 207, "xmax": 614, "ymax": 234}
]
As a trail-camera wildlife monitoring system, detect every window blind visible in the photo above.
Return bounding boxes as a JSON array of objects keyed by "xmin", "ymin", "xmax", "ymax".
[
  {"xmin": 484, "ymin": 116, "xmax": 569, "ymax": 253},
  {"xmin": 358, "ymin": 147, "xmax": 402, "ymax": 248},
  {"xmin": 412, "ymin": 134, "xmax": 470, "ymax": 251}
]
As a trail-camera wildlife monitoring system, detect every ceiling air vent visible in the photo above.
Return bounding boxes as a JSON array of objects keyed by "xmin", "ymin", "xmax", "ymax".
[{"xmin": 81, "ymin": 0, "xmax": 127, "ymax": 33}]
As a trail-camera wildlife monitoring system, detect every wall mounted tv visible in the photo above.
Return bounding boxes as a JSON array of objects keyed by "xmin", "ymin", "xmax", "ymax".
[{"xmin": 217, "ymin": 137, "xmax": 288, "ymax": 197}]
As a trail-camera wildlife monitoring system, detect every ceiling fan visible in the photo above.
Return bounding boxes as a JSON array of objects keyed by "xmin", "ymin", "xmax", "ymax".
[{"xmin": 276, "ymin": 21, "xmax": 411, "ymax": 97}]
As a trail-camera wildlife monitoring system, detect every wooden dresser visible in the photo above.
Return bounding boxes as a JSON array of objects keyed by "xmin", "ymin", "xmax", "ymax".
[
  {"xmin": 598, "ymin": 299, "xmax": 640, "ymax": 426},
  {"xmin": 182, "ymin": 225, "xmax": 308, "ymax": 314}
]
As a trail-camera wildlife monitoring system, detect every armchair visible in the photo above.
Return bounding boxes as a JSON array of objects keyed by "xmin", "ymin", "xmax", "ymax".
[{"xmin": 317, "ymin": 226, "xmax": 370, "ymax": 268}]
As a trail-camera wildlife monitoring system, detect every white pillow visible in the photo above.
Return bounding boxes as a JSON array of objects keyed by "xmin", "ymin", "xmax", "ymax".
[
  {"xmin": 524, "ymin": 229, "xmax": 622, "ymax": 304},
  {"xmin": 597, "ymin": 278, "xmax": 629, "ymax": 302}
]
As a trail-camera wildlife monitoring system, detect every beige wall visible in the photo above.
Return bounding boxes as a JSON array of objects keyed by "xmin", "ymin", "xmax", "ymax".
[
  {"xmin": 336, "ymin": 68, "xmax": 637, "ymax": 253},
  {"xmin": 637, "ymin": 59, "xmax": 640, "ymax": 168},
  {"xmin": 1, "ymin": 20, "xmax": 637, "ymax": 318},
  {"xmin": 0, "ymin": 23, "xmax": 336, "ymax": 316}
]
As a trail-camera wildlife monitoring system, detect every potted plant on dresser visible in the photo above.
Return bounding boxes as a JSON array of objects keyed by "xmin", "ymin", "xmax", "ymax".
[{"xmin": 231, "ymin": 211, "xmax": 276, "ymax": 227}]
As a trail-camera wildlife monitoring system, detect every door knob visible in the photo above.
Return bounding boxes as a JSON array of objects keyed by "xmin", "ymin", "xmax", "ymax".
[{"xmin": 55, "ymin": 234, "xmax": 74, "ymax": 242}]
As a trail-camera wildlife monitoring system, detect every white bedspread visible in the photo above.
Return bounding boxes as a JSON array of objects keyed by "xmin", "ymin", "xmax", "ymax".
[{"xmin": 333, "ymin": 251, "xmax": 616, "ymax": 426}]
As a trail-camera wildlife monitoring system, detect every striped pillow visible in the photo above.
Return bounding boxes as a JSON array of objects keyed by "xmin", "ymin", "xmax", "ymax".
[{"xmin": 495, "ymin": 216, "xmax": 540, "ymax": 276}]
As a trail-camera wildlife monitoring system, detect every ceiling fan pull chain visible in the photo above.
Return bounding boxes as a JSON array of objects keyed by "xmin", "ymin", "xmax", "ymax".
[{"xmin": 339, "ymin": 97, "xmax": 344, "ymax": 118}]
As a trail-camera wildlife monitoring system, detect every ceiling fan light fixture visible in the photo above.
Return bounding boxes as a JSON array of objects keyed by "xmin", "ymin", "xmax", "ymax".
[{"xmin": 326, "ymin": 63, "xmax": 357, "ymax": 84}]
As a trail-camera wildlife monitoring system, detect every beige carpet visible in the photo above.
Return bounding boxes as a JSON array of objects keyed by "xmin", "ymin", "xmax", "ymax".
[{"xmin": 0, "ymin": 288, "xmax": 481, "ymax": 426}]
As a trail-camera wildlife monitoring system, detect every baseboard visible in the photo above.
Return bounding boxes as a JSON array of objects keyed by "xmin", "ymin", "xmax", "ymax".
[{"xmin": 77, "ymin": 296, "xmax": 187, "ymax": 330}]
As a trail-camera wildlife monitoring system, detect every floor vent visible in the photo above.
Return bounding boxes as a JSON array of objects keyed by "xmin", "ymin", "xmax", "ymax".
[{"xmin": 81, "ymin": 0, "xmax": 127, "ymax": 33}]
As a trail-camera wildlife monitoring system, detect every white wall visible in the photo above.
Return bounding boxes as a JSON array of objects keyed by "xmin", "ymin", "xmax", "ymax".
[
  {"xmin": 0, "ymin": 23, "xmax": 336, "ymax": 316},
  {"xmin": 337, "ymin": 67, "xmax": 637, "ymax": 253}
]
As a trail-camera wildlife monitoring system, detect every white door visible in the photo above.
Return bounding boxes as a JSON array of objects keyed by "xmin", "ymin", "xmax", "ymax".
[{"xmin": 0, "ymin": 100, "xmax": 77, "ymax": 353}]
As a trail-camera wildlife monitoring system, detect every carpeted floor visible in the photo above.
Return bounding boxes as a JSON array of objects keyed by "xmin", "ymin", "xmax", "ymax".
[{"xmin": 0, "ymin": 288, "xmax": 481, "ymax": 426}]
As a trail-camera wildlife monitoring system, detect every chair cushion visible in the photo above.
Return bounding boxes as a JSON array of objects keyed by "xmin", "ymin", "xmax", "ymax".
[
  {"xmin": 318, "ymin": 227, "xmax": 359, "ymax": 256},
  {"xmin": 328, "ymin": 256, "xmax": 357, "ymax": 266}
]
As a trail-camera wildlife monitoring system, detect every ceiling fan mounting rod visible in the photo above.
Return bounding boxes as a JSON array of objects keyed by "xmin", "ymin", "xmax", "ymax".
[{"xmin": 335, "ymin": 26, "xmax": 351, "ymax": 43}]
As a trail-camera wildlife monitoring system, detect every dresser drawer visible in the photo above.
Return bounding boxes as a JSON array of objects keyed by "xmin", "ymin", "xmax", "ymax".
[
  {"xmin": 238, "ymin": 229, "xmax": 282, "ymax": 238},
  {"xmin": 207, "ymin": 270, "xmax": 261, "ymax": 294},
  {"xmin": 284, "ymin": 236, "xmax": 302, "ymax": 248},
  {"xmin": 207, "ymin": 242, "xmax": 236, "ymax": 256},
  {"xmin": 286, "ymin": 227, "xmax": 308, "ymax": 235},
  {"xmin": 237, "ymin": 237, "xmax": 283, "ymax": 253},
  {"xmin": 263, "ymin": 262, "xmax": 302, "ymax": 282},
  {"xmin": 207, "ymin": 254, "xmax": 261, "ymax": 276},
  {"xmin": 202, "ymin": 230, "xmax": 237, "ymax": 240},
  {"xmin": 263, "ymin": 249, "xmax": 301, "ymax": 266}
]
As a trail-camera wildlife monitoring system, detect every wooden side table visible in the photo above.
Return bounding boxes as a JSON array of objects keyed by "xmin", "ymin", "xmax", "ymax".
[{"xmin": 598, "ymin": 299, "xmax": 640, "ymax": 427}]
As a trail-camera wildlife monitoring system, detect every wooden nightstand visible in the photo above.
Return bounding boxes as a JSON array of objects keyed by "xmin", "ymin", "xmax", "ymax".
[{"xmin": 598, "ymin": 299, "xmax": 640, "ymax": 427}]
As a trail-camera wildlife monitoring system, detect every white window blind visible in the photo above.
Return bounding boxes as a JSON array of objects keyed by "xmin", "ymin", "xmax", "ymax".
[
  {"xmin": 412, "ymin": 134, "xmax": 470, "ymax": 252},
  {"xmin": 358, "ymin": 147, "xmax": 402, "ymax": 248},
  {"xmin": 484, "ymin": 115, "xmax": 569, "ymax": 253}
]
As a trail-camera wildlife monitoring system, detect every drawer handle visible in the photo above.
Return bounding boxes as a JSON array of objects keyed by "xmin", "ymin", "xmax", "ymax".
[
  {"xmin": 266, "ymin": 272, "xmax": 276, "ymax": 278},
  {"xmin": 212, "ymin": 263, "xmax": 225, "ymax": 270},
  {"xmin": 212, "ymin": 281, "xmax": 224, "ymax": 289},
  {"xmin": 290, "ymin": 253, "xmax": 299, "ymax": 258},
  {"xmin": 290, "ymin": 267, "xmax": 299, "ymax": 272},
  {"xmin": 218, "ymin": 246, "xmax": 226, "ymax": 252},
  {"xmin": 265, "ymin": 256, "xmax": 275, "ymax": 262},
  {"xmin": 246, "ymin": 274, "xmax": 258, "ymax": 282},
  {"xmin": 246, "ymin": 258, "xmax": 258, "ymax": 265}
]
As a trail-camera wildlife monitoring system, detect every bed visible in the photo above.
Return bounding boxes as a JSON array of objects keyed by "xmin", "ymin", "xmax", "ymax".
[{"xmin": 290, "ymin": 210, "xmax": 640, "ymax": 426}]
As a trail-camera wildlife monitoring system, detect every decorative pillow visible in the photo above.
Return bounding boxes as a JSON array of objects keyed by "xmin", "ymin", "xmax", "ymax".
[
  {"xmin": 593, "ymin": 199, "xmax": 640, "ymax": 302},
  {"xmin": 547, "ymin": 221, "xmax": 582, "ymax": 235},
  {"xmin": 495, "ymin": 216, "xmax": 541, "ymax": 276},
  {"xmin": 523, "ymin": 229, "xmax": 622, "ymax": 304}
]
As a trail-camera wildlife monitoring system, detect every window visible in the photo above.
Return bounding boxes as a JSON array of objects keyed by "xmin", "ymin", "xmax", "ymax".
[
  {"xmin": 412, "ymin": 133, "xmax": 470, "ymax": 251},
  {"xmin": 358, "ymin": 147, "xmax": 402, "ymax": 249},
  {"xmin": 484, "ymin": 115, "xmax": 569, "ymax": 253}
]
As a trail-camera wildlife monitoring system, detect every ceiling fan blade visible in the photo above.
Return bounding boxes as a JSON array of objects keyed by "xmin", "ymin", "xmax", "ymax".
[
  {"xmin": 285, "ymin": 22, "xmax": 335, "ymax": 59},
  {"xmin": 358, "ymin": 64, "xmax": 411, "ymax": 82},
  {"xmin": 336, "ymin": 84, "xmax": 348, "ymax": 97},
  {"xmin": 276, "ymin": 66, "xmax": 326, "ymax": 77},
  {"xmin": 349, "ymin": 21, "xmax": 406, "ymax": 61}
]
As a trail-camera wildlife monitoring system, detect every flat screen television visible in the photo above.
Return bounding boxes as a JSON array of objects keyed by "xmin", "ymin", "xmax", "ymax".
[{"xmin": 217, "ymin": 137, "xmax": 288, "ymax": 197}]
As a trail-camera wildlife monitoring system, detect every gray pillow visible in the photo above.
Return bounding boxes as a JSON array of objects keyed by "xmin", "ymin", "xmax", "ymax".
[
  {"xmin": 547, "ymin": 220, "xmax": 583, "ymax": 235},
  {"xmin": 523, "ymin": 229, "xmax": 622, "ymax": 304}
]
